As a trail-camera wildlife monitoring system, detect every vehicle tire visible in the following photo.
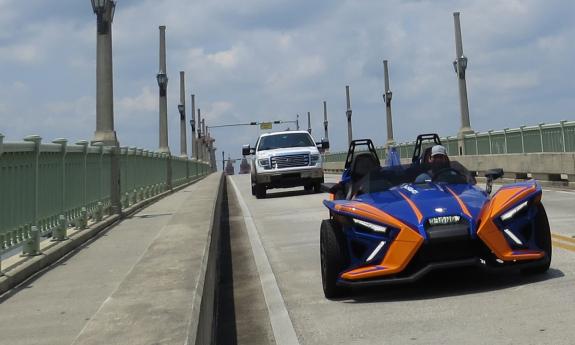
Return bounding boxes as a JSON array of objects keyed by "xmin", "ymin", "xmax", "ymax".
[
  {"xmin": 320, "ymin": 219, "xmax": 350, "ymax": 299},
  {"xmin": 522, "ymin": 203, "xmax": 552, "ymax": 275},
  {"xmin": 313, "ymin": 182, "xmax": 322, "ymax": 193},
  {"xmin": 255, "ymin": 184, "xmax": 266, "ymax": 199},
  {"xmin": 251, "ymin": 184, "xmax": 256, "ymax": 196},
  {"xmin": 304, "ymin": 184, "xmax": 313, "ymax": 192}
]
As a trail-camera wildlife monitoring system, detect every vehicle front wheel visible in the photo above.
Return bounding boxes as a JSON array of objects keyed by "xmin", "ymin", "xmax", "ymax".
[
  {"xmin": 320, "ymin": 219, "xmax": 350, "ymax": 299},
  {"xmin": 255, "ymin": 184, "xmax": 266, "ymax": 199},
  {"xmin": 313, "ymin": 182, "xmax": 322, "ymax": 193},
  {"xmin": 522, "ymin": 203, "xmax": 552, "ymax": 275}
]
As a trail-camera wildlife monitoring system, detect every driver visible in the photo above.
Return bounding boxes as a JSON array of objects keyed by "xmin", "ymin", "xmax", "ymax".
[
  {"xmin": 414, "ymin": 145, "xmax": 476, "ymax": 184},
  {"xmin": 414, "ymin": 145, "xmax": 450, "ymax": 183}
]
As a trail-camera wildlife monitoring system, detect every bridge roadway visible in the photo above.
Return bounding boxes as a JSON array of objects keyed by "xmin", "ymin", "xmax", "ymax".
[
  {"xmin": 227, "ymin": 174, "xmax": 575, "ymax": 345},
  {"xmin": 0, "ymin": 173, "xmax": 574, "ymax": 344}
]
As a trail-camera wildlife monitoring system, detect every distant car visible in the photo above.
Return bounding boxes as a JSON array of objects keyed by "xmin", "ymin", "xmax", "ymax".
[
  {"xmin": 225, "ymin": 159, "xmax": 235, "ymax": 175},
  {"xmin": 319, "ymin": 135, "xmax": 552, "ymax": 299},
  {"xmin": 242, "ymin": 130, "xmax": 329, "ymax": 199},
  {"xmin": 239, "ymin": 158, "xmax": 250, "ymax": 174}
]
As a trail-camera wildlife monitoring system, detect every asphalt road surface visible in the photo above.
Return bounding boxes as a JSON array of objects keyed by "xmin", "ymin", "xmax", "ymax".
[{"xmin": 228, "ymin": 174, "xmax": 575, "ymax": 345}]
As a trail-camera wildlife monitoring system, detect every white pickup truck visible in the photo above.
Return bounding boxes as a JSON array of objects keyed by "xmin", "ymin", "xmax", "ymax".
[{"xmin": 242, "ymin": 131, "xmax": 329, "ymax": 199}]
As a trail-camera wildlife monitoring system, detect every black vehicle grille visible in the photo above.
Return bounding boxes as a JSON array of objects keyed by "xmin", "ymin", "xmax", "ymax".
[
  {"xmin": 421, "ymin": 220, "xmax": 474, "ymax": 262},
  {"xmin": 271, "ymin": 154, "xmax": 309, "ymax": 168}
]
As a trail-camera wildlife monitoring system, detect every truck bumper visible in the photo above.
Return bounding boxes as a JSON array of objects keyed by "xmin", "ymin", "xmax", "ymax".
[{"xmin": 256, "ymin": 168, "xmax": 324, "ymax": 189}]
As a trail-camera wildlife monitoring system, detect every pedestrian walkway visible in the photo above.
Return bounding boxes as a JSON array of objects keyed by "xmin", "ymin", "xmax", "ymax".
[{"xmin": 0, "ymin": 173, "xmax": 222, "ymax": 345}]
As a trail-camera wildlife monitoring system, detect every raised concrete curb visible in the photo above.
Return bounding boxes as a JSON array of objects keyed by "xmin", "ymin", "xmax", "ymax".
[
  {"xmin": 0, "ymin": 175, "xmax": 209, "ymax": 296},
  {"xmin": 67, "ymin": 173, "xmax": 225, "ymax": 345}
]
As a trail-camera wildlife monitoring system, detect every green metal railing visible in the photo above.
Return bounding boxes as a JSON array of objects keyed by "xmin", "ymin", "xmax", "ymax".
[
  {"xmin": 0, "ymin": 134, "xmax": 211, "ymax": 271},
  {"xmin": 324, "ymin": 121, "xmax": 575, "ymax": 162}
]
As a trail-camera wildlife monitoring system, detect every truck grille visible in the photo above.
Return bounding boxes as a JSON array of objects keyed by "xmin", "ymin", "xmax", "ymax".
[{"xmin": 271, "ymin": 154, "xmax": 309, "ymax": 168}]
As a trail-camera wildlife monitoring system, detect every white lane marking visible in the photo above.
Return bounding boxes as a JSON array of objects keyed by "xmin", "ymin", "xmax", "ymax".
[
  {"xmin": 229, "ymin": 177, "xmax": 300, "ymax": 345},
  {"xmin": 556, "ymin": 191, "xmax": 575, "ymax": 195}
]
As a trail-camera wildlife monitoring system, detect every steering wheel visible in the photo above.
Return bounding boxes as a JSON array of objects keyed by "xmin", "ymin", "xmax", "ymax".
[{"xmin": 432, "ymin": 167, "xmax": 468, "ymax": 184}]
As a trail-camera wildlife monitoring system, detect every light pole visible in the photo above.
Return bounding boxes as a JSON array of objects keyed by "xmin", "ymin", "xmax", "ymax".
[
  {"xmin": 323, "ymin": 101, "xmax": 329, "ymax": 141},
  {"xmin": 345, "ymin": 85, "xmax": 353, "ymax": 146},
  {"xmin": 201, "ymin": 118, "xmax": 206, "ymax": 162},
  {"xmin": 91, "ymin": 0, "xmax": 121, "ymax": 215},
  {"xmin": 91, "ymin": 0, "xmax": 118, "ymax": 146},
  {"xmin": 157, "ymin": 25, "xmax": 170, "ymax": 154},
  {"xmin": 453, "ymin": 12, "xmax": 473, "ymax": 154},
  {"xmin": 178, "ymin": 71, "xmax": 187, "ymax": 158},
  {"xmin": 190, "ymin": 94, "xmax": 197, "ymax": 160},
  {"xmin": 197, "ymin": 108, "xmax": 203, "ymax": 161},
  {"xmin": 296, "ymin": 114, "xmax": 300, "ymax": 130},
  {"xmin": 307, "ymin": 111, "xmax": 312, "ymax": 134},
  {"xmin": 383, "ymin": 60, "xmax": 395, "ymax": 147}
]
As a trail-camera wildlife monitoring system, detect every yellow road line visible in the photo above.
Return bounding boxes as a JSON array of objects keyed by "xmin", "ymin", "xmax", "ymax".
[
  {"xmin": 551, "ymin": 232, "xmax": 575, "ymax": 244},
  {"xmin": 552, "ymin": 240, "xmax": 575, "ymax": 253}
]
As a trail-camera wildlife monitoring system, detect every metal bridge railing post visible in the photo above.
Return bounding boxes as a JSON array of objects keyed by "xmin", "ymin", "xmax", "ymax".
[
  {"xmin": 52, "ymin": 139, "xmax": 69, "ymax": 241},
  {"xmin": 538, "ymin": 123, "xmax": 545, "ymax": 152},
  {"xmin": 560, "ymin": 120, "xmax": 567, "ymax": 152},
  {"xmin": 76, "ymin": 141, "xmax": 89, "ymax": 230},
  {"xmin": 519, "ymin": 126, "xmax": 525, "ymax": 153},
  {"xmin": 22, "ymin": 135, "xmax": 42, "ymax": 256}
]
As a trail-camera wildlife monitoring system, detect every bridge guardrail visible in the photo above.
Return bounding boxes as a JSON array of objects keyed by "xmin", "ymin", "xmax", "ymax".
[
  {"xmin": 325, "ymin": 121, "xmax": 575, "ymax": 162},
  {"xmin": 0, "ymin": 135, "xmax": 211, "ymax": 272}
]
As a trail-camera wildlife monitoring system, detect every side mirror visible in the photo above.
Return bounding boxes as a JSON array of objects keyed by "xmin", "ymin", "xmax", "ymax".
[
  {"xmin": 484, "ymin": 168, "xmax": 504, "ymax": 194},
  {"xmin": 242, "ymin": 144, "xmax": 254, "ymax": 156},
  {"xmin": 485, "ymin": 168, "xmax": 504, "ymax": 180},
  {"xmin": 316, "ymin": 139, "xmax": 330, "ymax": 150}
]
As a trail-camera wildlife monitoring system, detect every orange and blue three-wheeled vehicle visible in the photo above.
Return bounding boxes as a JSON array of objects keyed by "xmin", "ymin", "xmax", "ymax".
[{"xmin": 320, "ymin": 135, "xmax": 552, "ymax": 298}]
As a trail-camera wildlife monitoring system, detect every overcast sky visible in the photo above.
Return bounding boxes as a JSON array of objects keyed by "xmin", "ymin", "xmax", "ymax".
[{"xmin": 0, "ymin": 0, "xmax": 573, "ymax": 164}]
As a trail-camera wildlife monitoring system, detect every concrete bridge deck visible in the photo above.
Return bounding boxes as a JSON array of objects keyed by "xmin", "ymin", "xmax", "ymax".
[
  {"xmin": 1, "ymin": 173, "xmax": 575, "ymax": 344},
  {"xmin": 0, "ymin": 174, "xmax": 223, "ymax": 345}
]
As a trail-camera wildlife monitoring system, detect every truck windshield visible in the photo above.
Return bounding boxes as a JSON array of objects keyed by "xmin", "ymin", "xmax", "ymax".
[{"xmin": 257, "ymin": 133, "xmax": 315, "ymax": 151}]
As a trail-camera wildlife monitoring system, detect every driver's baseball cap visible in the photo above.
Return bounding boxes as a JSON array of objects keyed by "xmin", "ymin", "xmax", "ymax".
[{"xmin": 431, "ymin": 145, "xmax": 447, "ymax": 157}]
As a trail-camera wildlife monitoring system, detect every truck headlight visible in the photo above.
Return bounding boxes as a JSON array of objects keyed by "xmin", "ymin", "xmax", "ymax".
[
  {"xmin": 258, "ymin": 158, "xmax": 270, "ymax": 168},
  {"xmin": 500, "ymin": 201, "xmax": 528, "ymax": 221},
  {"xmin": 310, "ymin": 154, "xmax": 320, "ymax": 165}
]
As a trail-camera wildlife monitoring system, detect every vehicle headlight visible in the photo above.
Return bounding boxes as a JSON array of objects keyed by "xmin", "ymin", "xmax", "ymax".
[
  {"xmin": 353, "ymin": 218, "xmax": 388, "ymax": 234},
  {"xmin": 500, "ymin": 201, "xmax": 528, "ymax": 221},
  {"xmin": 310, "ymin": 154, "xmax": 321, "ymax": 165},
  {"xmin": 258, "ymin": 158, "xmax": 270, "ymax": 168}
]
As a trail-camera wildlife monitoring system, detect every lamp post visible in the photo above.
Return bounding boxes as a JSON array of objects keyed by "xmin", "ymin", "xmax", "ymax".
[
  {"xmin": 91, "ymin": 0, "xmax": 118, "ymax": 146},
  {"xmin": 201, "ymin": 118, "xmax": 206, "ymax": 162},
  {"xmin": 345, "ymin": 85, "xmax": 353, "ymax": 146},
  {"xmin": 323, "ymin": 101, "xmax": 329, "ymax": 142},
  {"xmin": 190, "ymin": 94, "xmax": 197, "ymax": 160},
  {"xmin": 453, "ymin": 12, "xmax": 473, "ymax": 154},
  {"xmin": 307, "ymin": 111, "xmax": 312, "ymax": 134},
  {"xmin": 197, "ymin": 108, "xmax": 203, "ymax": 161},
  {"xmin": 157, "ymin": 25, "xmax": 170, "ymax": 154},
  {"xmin": 383, "ymin": 60, "xmax": 395, "ymax": 147},
  {"xmin": 91, "ymin": 0, "xmax": 121, "ymax": 215},
  {"xmin": 178, "ymin": 71, "xmax": 187, "ymax": 157}
]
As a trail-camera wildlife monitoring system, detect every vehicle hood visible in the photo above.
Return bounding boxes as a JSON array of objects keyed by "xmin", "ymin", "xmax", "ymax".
[{"xmin": 325, "ymin": 182, "xmax": 488, "ymax": 233}]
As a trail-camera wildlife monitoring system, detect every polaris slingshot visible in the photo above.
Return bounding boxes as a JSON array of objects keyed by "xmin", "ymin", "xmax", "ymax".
[{"xmin": 320, "ymin": 135, "xmax": 552, "ymax": 298}]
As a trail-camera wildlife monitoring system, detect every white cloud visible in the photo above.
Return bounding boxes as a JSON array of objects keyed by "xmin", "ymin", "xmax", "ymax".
[{"xmin": 0, "ymin": 0, "xmax": 573, "ymax": 155}]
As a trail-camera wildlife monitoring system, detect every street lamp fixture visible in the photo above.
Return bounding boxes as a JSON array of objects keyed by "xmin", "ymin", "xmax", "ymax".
[
  {"xmin": 156, "ymin": 72, "xmax": 168, "ymax": 96},
  {"xmin": 453, "ymin": 55, "xmax": 468, "ymax": 78},
  {"xmin": 383, "ymin": 89, "xmax": 393, "ymax": 104},
  {"xmin": 91, "ymin": 0, "xmax": 115, "ymax": 34},
  {"xmin": 189, "ymin": 118, "xmax": 196, "ymax": 132},
  {"xmin": 178, "ymin": 104, "xmax": 185, "ymax": 119}
]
